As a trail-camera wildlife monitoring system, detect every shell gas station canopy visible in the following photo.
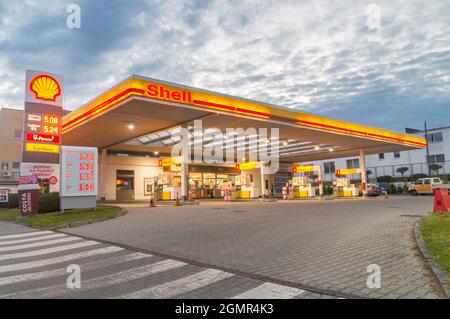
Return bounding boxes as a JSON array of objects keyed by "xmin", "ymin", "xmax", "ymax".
[{"xmin": 62, "ymin": 75, "xmax": 426, "ymax": 162}]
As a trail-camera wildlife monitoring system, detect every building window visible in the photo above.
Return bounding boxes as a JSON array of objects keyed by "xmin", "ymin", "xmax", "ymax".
[
  {"xmin": 324, "ymin": 161, "xmax": 335, "ymax": 174},
  {"xmin": 427, "ymin": 154, "xmax": 445, "ymax": 163},
  {"xmin": 378, "ymin": 153, "xmax": 385, "ymax": 160},
  {"xmin": 426, "ymin": 132, "xmax": 443, "ymax": 143},
  {"xmin": 12, "ymin": 162, "xmax": 20, "ymax": 171},
  {"xmin": 346, "ymin": 158, "xmax": 360, "ymax": 169},
  {"xmin": 394, "ymin": 152, "xmax": 400, "ymax": 159},
  {"xmin": 1, "ymin": 162, "xmax": 8, "ymax": 171},
  {"xmin": 13, "ymin": 129, "xmax": 22, "ymax": 139},
  {"xmin": 12, "ymin": 172, "xmax": 20, "ymax": 180}
]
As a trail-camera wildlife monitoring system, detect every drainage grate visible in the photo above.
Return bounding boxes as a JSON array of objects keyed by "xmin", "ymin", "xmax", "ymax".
[
  {"xmin": 400, "ymin": 214, "xmax": 423, "ymax": 218},
  {"xmin": 233, "ymin": 210, "xmax": 249, "ymax": 213}
]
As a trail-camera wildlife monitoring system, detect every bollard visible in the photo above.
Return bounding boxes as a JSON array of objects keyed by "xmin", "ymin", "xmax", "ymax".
[{"xmin": 433, "ymin": 188, "xmax": 450, "ymax": 213}]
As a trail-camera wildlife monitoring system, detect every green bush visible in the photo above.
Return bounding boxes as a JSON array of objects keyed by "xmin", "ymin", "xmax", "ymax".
[
  {"xmin": 377, "ymin": 175, "xmax": 393, "ymax": 183},
  {"xmin": 388, "ymin": 184, "xmax": 397, "ymax": 194},
  {"xmin": 396, "ymin": 185, "xmax": 404, "ymax": 194},
  {"xmin": 0, "ymin": 193, "xmax": 19, "ymax": 209},
  {"xmin": 403, "ymin": 185, "xmax": 409, "ymax": 193},
  {"xmin": 38, "ymin": 192, "xmax": 60, "ymax": 214},
  {"xmin": 408, "ymin": 174, "xmax": 428, "ymax": 182},
  {"xmin": 324, "ymin": 185, "xmax": 334, "ymax": 195}
]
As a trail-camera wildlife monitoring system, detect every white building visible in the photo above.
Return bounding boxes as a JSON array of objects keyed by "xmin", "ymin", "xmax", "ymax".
[{"xmin": 311, "ymin": 125, "xmax": 450, "ymax": 182}]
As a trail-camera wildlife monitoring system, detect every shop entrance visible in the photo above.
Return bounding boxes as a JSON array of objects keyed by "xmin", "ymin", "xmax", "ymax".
[
  {"xmin": 116, "ymin": 170, "xmax": 135, "ymax": 201},
  {"xmin": 188, "ymin": 165, "xmax": 239, "ymax": 199}
]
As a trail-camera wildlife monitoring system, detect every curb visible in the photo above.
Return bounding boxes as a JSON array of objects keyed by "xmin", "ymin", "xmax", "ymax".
[
  {"xmin": 414, "ymin": 218, "xmax": 450, "ymax": 298},
  {"xmin": 18, "ymin": 207, "xmax": 128, "ymax": 231}
]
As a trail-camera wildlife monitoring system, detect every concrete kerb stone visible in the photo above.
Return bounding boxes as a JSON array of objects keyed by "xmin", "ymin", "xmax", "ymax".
[
  {"xmin": 8, "ymin": 207, "xmax": 129, "ymax": 231},
  {"xmin": 414, "ymin": 218, "xmax": 450, "ymax": 299}
]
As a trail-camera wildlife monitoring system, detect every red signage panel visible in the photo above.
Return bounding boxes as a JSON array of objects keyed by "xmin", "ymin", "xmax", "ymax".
[{"xmin": 26, "ymin": 133, "xmax": 60, "ymax": 144}]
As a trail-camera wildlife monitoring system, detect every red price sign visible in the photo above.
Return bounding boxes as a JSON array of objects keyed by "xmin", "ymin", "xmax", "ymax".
[
  {"xmin": 79, "ymin": 152, "xmax": 95, "ymax": 161},
  {"xmin": 79, "ymin": 173, "xmax": 95, "ymax": 181},
  {"xmin": 79, "ymin": 183, "xmax": 95, "ymax": 191},
  {"xmin": 79, "ymin": 163, "xmax": 95, "ymax": 171}
]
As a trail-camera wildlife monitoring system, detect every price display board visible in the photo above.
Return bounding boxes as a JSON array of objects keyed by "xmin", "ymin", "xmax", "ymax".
[
  {"xmin": 23, "ymin": 70, "xmax": 64, "ymax": 165},
  {"xmin": 61, "ymin": 146, "xmax": 98, "ymax": 197}
]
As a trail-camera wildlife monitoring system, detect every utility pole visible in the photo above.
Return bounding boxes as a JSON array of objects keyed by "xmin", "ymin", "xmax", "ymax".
[{"xmin": 424, "ymin": 121, "xmax": 431, "ymax": 176}]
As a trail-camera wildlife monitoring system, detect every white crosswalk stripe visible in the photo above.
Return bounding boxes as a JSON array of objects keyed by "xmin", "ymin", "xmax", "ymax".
[
  {"xmin": 0, "ymin": 233, "xmax": 67, "ymax": 246},
  {"xmin": 2, "ymin": 259, "xmax": 187, "ymax": 299},
  {"xmin": 0, "ymin": 236, "xmax": 81, "ymax": 252},
  {"xmin": 230, "ymin": 282, "xmax": 304, "ymax": 299},
  {"xmin": 0, "ymin": 231, "xmax": 53, "ymax": 240},
  {"xmin": 0, "ymin": 245, "xmax": 123, "ymax": 273},
  {"xmin": 0, "ymin": 229, "xmax": 327, "ymax": 299},
  {"xmin": 117, "ymin": 269, "xmax": 234, "ymax": 299},
  {"xmin": 0, "ymin": 252, "xmax": 150, "ymax": 286},
  {"xmin": 0, "ymin": 241, "xmax": 98, "ymax": 261}
]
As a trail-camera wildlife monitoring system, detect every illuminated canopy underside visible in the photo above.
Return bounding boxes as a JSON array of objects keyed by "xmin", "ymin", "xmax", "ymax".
[{"xmin": 62, "ymin": 75, "xmax": 426, "ymax": 163}]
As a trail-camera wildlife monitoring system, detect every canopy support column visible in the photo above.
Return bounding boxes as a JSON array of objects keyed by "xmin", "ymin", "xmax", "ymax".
[
  {"xmin": 260, "ymin": 163, "xmax": 265, "ymax": 198},
  {"xmin": 359, "ymin": 148, "xmax": 368, "ymax": 197},
  {"xmin": 181, "ymin": 163, "xmax": 188, "ymax": 201},
  {"xmin": 318, "ymin": 164, "xmax": 324, "ymax": 197},
  {"xmin": 99, "ymin": 148, "xmax": 107, "ymax": 201}
]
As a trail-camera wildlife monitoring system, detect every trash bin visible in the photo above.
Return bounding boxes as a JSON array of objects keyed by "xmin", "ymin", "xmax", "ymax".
[{"xmin": 18, "ymin": 184, "xmax": 41, "ymax": 217}]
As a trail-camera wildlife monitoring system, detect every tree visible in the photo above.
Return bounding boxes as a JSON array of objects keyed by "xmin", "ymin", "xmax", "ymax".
[
  {"xmin": 396, "ymin": 166, "xmax": 409, "ymax": 177},
  {"xmin": 428, "ymin": 163, "xmax": 442, "ymax": 175}
]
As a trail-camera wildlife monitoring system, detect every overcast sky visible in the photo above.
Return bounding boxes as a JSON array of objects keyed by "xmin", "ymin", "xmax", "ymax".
[{"xmin": 0, "ymin": 0, "xmax": 449, "ymax": 131}]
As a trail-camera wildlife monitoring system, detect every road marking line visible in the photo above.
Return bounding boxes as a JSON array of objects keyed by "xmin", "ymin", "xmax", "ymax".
[
  {"xmin": 0, "ymin": 246, "xmax": 123, "ymax": 273},
  {"xmin": 230, "ymin": 282, "xmax": 305, "ymax": 299},
  {"xmin": 0, "ymin": 252, "xmax": 150, "ymax": 286},
  {"xmin": 0, "ymin": 241, "xmax": 98, "ymax": 261},
  {"xmin": 0, "ymin": 231, "xmax": 53, "ymax": 240},
  {"xmin": 0, "ymin": 237, "xmax": 81, "ymax": 252},
  {"xmin": 118, "ymin": 268, "xmax": 234, "ymax": 299},
  {"xmin": 2, "ymin": 259, "xmax": 186, "ymax": 299},
  {"xmin": 0, "ymin": 233, "xmax": 67, "ymax": 246}
]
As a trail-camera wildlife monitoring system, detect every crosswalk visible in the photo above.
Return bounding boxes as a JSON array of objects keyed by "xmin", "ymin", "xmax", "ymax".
[{"xmin": 0, "ymin": 229, "xmax": 323, "ymax": 299}]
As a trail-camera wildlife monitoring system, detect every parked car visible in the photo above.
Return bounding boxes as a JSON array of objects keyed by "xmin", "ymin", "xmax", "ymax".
[
  {"xmin": 366, "ymin": 183, "xmax": 381, "ymax": 197},
  {"xmin": 408, "ymin": 177, "xmax": 450, "ymax": 196}
]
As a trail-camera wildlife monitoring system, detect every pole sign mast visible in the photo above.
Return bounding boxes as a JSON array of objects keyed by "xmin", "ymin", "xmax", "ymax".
[{"xmin": 19, "ymin": 70, "xmax": 64, "ymax": 216}]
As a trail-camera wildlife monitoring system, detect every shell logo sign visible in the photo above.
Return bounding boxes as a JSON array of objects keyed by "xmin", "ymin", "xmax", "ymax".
[{"xmin": 29, "ymin": 74, "xmax": 62, "ymax": 102}]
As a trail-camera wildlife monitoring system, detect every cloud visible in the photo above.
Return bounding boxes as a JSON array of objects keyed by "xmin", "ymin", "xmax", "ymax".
[{"xmin": 0, "ymin": 0, "xmax": 449, "ymax": 131}]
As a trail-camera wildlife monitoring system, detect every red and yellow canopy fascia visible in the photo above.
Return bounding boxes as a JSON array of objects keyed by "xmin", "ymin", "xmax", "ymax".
[{"xmin": 62, "ymin": 76, "xmax": 427, "ymax": 148}]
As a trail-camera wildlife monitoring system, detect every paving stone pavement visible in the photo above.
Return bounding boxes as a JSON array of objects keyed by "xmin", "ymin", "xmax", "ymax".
[
  {"xmin": 63, "ymin": 196, "xmax": 443, "ymax": 299},
  {"xmin": 0, "ymin": 224, "xmax": 330, "ymax": 299}
]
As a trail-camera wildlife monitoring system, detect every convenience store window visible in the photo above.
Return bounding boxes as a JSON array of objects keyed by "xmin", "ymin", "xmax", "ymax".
[{"xmin": 203, "ymin": 173, "xmax": 216, "ymax": 188}]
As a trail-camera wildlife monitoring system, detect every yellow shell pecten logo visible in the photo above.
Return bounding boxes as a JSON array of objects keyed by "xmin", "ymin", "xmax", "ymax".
[{"xmin": 30, "ymin": 74, "xmax": 61, "ymax": 102}]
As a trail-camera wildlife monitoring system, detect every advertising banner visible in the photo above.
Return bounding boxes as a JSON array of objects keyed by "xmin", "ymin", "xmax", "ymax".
[
  {"xmin": 0, "ymin": 189, "xmax": 8, "ymax": 203},
  {"xmin": 20, "ymin": 162, "xmax": 60, "ymax": 193}
]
